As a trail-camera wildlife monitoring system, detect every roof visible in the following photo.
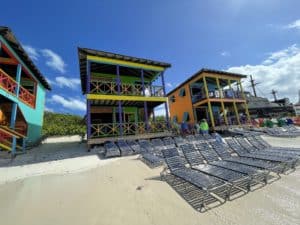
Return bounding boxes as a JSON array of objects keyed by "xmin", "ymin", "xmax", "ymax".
[
  {"xmin": 0, "ymin": 26, "xmax": 51, "ymax": 90},
  {"xmin": 78, "ymin": 47, "xmax": 171, "ymax": 94},
  {"xmin": 167, "ymin": 68, "xmax": 248, "ymax": 96}
]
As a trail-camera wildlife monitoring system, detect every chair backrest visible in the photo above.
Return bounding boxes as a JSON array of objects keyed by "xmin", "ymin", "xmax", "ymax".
[
  {"xmin": 180, "ymin": 144, "xmax": 205, "ymax": 166},
  {"xmin": 163, "ymin": 137, "xmax": 176, "ymax": 147},
  {"xmin": 151, "ymin": 138, "xmax": 164, "ymax": 147},
  {"xmin": 254, "ymin": 136, "xmax": 271, "ymax": 147},
  {"xmin": 210, "ymin": 141, "xmax": 232, "ymax": 159},
  {"xmin": 139, "ymin": 139, "xmax": 154, "ymax": 152},
  {"xmin": 126, "ymin": 140, "xmax": 141, "ymax": 152},
  {"xmin": 185, "ymin": 135, "xmax": 195, "ymax": 142},
  {"xmin": 197, "ymin": 143, "xmax": 220, "ymax": 163},
  {"xmin": 225, "ymin": 138, "xmax": 247, "ymax": 155},
  {"xmin": 162, "ymin": 148, "xmax": 186, "ymax": 172},
  {"xmin": 246, "ymin": 136, "xmax": 262, "ymax": 149},
  {"xmin": 162, "ymin": 148, "xmax": 180, "ymax": 158},
  {"xmin": 117, "ymin": 140, "xmax": 128, "ymax": 147},
  {"xmin": 235, "ymin": 137, "xmax": 253, "ymax": 151},
  {"xmin": 104, "ymin": 141, "xmax": 118, "ymax": 150},
  {"xmin": 174, "ymin": 136, "xmax": 186, "ymax": 146}
]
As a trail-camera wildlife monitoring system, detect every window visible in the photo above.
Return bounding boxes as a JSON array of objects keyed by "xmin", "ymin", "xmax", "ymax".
[
  {"xmin": 179, "ymin": 88, "xmax": 186, "ymax": 97},
  {"xmin": 170, "ymin": 95, "xmax": 176, "ymax": 103},
  {"xmin": 183, "ymin": 112, "xmax": 190, "ymax": 122}
]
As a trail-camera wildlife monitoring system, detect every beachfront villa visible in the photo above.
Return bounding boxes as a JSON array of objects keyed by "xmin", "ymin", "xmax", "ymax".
[
  {"xmin": 167, "ymin": 69, "xmax": 251, "ymax": 130},
  {"xmin": 78, "ymin": 48, "xmax": 171, "ymax": 146},
  {"xmin": 0, "ymin": 27, "xmax": 51, "ymax": 154}
]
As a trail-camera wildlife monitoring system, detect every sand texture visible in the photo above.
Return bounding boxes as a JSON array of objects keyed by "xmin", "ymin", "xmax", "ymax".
[{"xmin": 0, "ymin": 136, "xmax": 299, "ymax": 225}]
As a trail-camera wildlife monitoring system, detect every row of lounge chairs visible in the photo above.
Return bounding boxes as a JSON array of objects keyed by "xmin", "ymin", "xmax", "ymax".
[
  {"xmin": 103, "ymin": 133, "xmax": 299, "ymax": 212},
  {"xmin": 156, "ymin": 134, "xmax": 299, "ymax": 211}
]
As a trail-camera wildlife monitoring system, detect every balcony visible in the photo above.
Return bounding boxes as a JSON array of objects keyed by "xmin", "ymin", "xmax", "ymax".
[
  {"xmin": 191, "ymin": 89, "xmax": 244, "ymax": 104},
  {"xmin": 90, "ymin": 79, "xmax": 164, "ymax": 97},
  {"xmin": 0, "ymin": 68, "xmax": 35, "ymax": 108},
  {"xmin": 90, "ymin": 121, "xmax": 169, "ymax": 138}
]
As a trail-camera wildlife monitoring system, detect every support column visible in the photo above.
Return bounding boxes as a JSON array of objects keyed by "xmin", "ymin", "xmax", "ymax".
[
  {"xmin": 203, "ymin": 76, "xmax": 214, "ymax": 128},
  {"xmin": 233, "ymin": 102, "xmax": 241, "ymax": 125},
  {"xmin": 141, "ymin": 69, "xmax": 149, "ymax": 131},
  {"xmin": 116, "ymin": 65, "xmax": 123, "ymax": 136},
  {"xmin": 216, "ymin": 78, "xmax": 228, "ymax": 125},
  {"xmin": 227, "ymin": 79, "xmax": 240, "ymax": 125},
  {"xmin": 238, "ymin": 80, "xmax": 251, "ymax": 123},
  {"xmin": 161, "ymin": 71, "xmax": 170, "ymax": 128},
  {"xmin": 86, "ymin": 60, "xmax": 91, "ymax": 141},
  {"xmin": 10, "ymin": 64, "xmax": 22, "ymax": 156}
]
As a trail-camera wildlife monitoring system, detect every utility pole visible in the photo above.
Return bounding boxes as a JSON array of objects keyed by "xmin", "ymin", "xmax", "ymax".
[
  {"xmin": 271, "ymin": 89, "xmax": 278, "ymax": 101},
  {"xmin": 250, "ymin": 75, "xmax": 258, "ymax": 97}
]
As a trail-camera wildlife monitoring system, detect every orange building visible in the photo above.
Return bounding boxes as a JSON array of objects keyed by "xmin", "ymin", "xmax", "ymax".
[{"xmin": 167, "ymin": 69, "xmax": 250, "ymax": 130}]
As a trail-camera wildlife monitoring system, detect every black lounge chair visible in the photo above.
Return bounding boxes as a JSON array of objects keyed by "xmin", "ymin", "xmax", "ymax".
[
  {"xmin": 234, "ymin": 137, "xmax": 299, "ymax": 167},
  {"xmin": 104, "ymin": 141, "xmax": 121, "ymax": 158},
  {"xmin": 208, "ymin": 141, "xmax": 270, "ymax": 184},
  {"xmin": 116, "ymin": 140, "xmax": 134, "ymax": 156},
  {"xmin": 174, "ymin": 136, "xmax": 186, "ymax": 146},
  {"xmin": 190, "ymin": 144, "xmax": 253, "ymax": 192},
  {"xmin": 163, "ymin": 136, "xmax": 177, "ymax": 148},
  {"xmin": 253, "ymin": 135, "xmax": 300, "ymax": 152},
  {"xmin": 225, "ymin": 138, "xmax": 294, "ymax": 172},
  {"xmin": 246, "ymin": 135, "xmax": 300, "ymax": 157},
  {"xmin": 161, "ymin": 148, "xmax": 231, "ymax": 211},
  {"xmin": 126, "ymin": 140, "xmax": 142, "ymax": 153},
  {"xmin": 151, "ymin": 138, "xmax": 165, "ymax": 157},
  {"xmin": 138, "ymin": 139, "xmax": 164, "ymax": 168}
]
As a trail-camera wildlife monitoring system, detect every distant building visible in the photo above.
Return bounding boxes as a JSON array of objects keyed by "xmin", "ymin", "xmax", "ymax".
[
  {"xmin": 167, "ymin": 68, "xmax": 250, "ymax": 130},
  {"xmin": 0, "ymin": 27, "xmax": 51, "ymax": 154},
  {"xmin": 78, "ymin": 48, "xmax": 171, "ymax": 146},
  {"xmin": 244, "ymin": 92, "xmax": 295, "ymax": 117}
]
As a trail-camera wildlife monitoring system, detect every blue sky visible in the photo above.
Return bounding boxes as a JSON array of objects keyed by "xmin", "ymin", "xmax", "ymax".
[{"xmin": 1, "ymin": 0, "xmax": 300, "ymax": 115}]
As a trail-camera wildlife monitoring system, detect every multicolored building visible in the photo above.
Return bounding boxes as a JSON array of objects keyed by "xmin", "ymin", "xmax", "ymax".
[
  {"xmin": 78, "ymin": 48, "xmax": 171, "ymax": 146},
  {"xmin": 0, "ymin": 27, "xmax": 51, "ymax": 154},
  {"xmin": 167, "ymin": 68, "xmax": 250, "ymax": 130}
]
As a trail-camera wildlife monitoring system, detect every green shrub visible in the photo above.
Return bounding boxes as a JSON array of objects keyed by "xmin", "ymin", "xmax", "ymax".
[{"xmin": 42, "ymin": 112, "xmax": 86, "ymax": 136}]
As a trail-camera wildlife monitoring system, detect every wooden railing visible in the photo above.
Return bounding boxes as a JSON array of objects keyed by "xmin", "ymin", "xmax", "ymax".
[
  {"xmin": 19, "ymin": 86, "xmax": 36, "ymax": 107},
  {"xmin": 0, "ymin": 68, "xmax": 36, "ymax": 108},
  {"xmin": 90, "ymin": 79, "xmax": 164, "ymax": 97},
  {"xmin": 90, "ymin": 121, "xmax": 169, "ymax": 138},
  {"xmin": 0, "ymin": 68, "xmax": 18, "ymax": 95}
]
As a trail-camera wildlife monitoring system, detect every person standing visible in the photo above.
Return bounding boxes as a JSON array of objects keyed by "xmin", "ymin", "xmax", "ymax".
[{"xmin": 200, "ymin": 119, "xmax": 209, "ymax": 135}]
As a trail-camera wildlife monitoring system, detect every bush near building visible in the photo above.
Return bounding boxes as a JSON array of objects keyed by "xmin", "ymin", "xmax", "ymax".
[{"xmin": 42, "ymin": 112, "xmax": 86, "ymax": 136}]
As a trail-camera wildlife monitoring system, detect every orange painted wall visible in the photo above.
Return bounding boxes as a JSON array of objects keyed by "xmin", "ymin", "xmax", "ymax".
[{"xmin": 168, "ymin": 83, "xmax": 195, "ymax": 124}]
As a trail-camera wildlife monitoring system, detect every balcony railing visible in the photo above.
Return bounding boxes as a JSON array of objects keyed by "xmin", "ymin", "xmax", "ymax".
[
  {"xmin": 90, "ymin": 79, "xmax": 164, "ymax": 97},
  {"xmin": 19, "ymin": 86, "xmax": 36, "ymax": 108},
  {"xmin": 0, "ymin": 68, "xmax": 35, "ymax": 108},
  {"xmin": 191, "ymin": 89, "xmax": 244, "ymax": 104},
  {"xmin": 90, "ymin": 121, "xmax": 169, "ymax": 138}
]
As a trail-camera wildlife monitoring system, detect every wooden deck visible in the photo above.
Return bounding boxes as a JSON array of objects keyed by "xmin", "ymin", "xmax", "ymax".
[{"xmin": 87, "ymin": 131, "xmax": 173, "ymax": 145}]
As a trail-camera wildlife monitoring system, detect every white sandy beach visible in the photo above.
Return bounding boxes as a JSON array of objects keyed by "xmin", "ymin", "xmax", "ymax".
[{"xmin": 0, "ymin": 136, "xmax": 299, "ymax": 225}]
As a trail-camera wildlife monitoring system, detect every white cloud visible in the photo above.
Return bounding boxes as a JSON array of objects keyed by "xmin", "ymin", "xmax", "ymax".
[
  {"xmin": 44, "ymin": 105, "xmax": 54, "ymax": 112},
  {"xmin": 221, "ymin": 51, "xmax": 231, "ymax": 57},
  {"xmin": 23, "ymin": 45, "xmax": 39, "ymax": 61},
  {"xmin": 285, "ymin": 19, "xmax": 300, "ymax": 30},
  {"xmin": 166, "ymin": 82, "xmax": 173, "ymax": 88},
  {"xmin": 227, "ymin": 44, "xmax": 300, "ymax": 103},
  {"xmin": 49, "ymin": 94, "xmax": 85, "ymax": 111},
  {"xmin": 41, "ymin": 49, "xmax": 66, "ymax": 74},
  {"xmin": 55, "ymin": 76, "xmax": 80, "ymax": 89}
]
